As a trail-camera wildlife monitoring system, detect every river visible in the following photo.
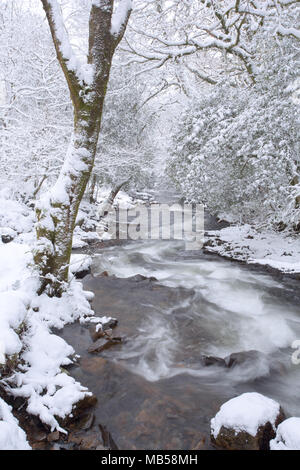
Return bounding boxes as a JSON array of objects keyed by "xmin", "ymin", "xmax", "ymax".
[{"xmin": 61, "ymin": 193, "xmax": 300, "ymax": 450}]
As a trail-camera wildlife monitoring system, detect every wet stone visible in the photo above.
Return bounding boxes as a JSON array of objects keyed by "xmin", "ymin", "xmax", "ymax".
[
  {"xmin": 225, "ymin": 350, "xmax": 265, "ymax": 368},
  {"xmin": 88, "ymin": 337, "xmax": 122, "ymax": 354},
  {"xmin": 102, "ymin": 318, "xmax": 118, "ymax": 330},
  {"xmin": 47, "ymin": 431, "xmax": 60, "ymax": 442},
  {"xmin": 201, "ymin": 355, "xmax": 226, "ymax": 368},
  {"xmin": 89, "ymin": 325, "xmax": 106, "ymax": 342},
  {"xmin": 68, "ymin": 393, "xmax": 97, "ymax": 422}
]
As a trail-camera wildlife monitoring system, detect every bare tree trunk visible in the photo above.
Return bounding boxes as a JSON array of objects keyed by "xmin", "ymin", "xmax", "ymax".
[
  {"xmin": 34, "ymin": 0, "xmax": 132, "ymax": 296},
  {"xmin": 32, "ymin": 175, "xmax": 48, "ymax": 200},
  {"xmin": 99, "ymin": 179, "xmax": 130, "ymax": 218}
]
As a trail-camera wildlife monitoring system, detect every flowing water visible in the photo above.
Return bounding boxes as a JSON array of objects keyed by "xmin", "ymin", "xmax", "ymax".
[{"xmin": 61, "ymin": 195, "xmax": 300, "ymax": 449}]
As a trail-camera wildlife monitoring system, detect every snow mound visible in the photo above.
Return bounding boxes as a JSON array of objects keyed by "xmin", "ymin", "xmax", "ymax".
[
  {"xmin": 0, "ymin": 398, "xmax": 31, "ymax": 450},
  {"xmin": 211, "ymin": 392, "xmax": 281, "ymax": 438},
  {"xmin": 0, "ymin": 242, "xmax": 35, "ymax": 292},
  {"xmin": 0, "ymin": 243, "xmax": 35, "ymax": 359},
  {"xmin": 0, "ymin": 198, "xmax": 34, "ymax": 234},
  {"xmin": 70, "ymin": 254, "xmax": 92, "ymax": 275},
  {"xmin": 72, "ymin": 237, "xmax": 88, "ymax": 249},
  {"xmin": 0, "ymin": 292, "xmax": 29, "ymax": 356},
  {"xmin": 270, "ymin": 417, "xmax": 300, "ymax": 450}
]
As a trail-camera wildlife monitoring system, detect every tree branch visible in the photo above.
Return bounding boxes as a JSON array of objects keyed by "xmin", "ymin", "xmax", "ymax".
[
  {"xmin": 111, "ymin": 0, "xmax": 133, "ymax": 46},
  {"xmin": 40, "ymin": 0, "xmax": 85, "ymax": 108}
]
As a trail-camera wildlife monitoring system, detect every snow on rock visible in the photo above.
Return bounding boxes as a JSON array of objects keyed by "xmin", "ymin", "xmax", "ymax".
[
  {"xmin": 205, "ymin": 224, "xmax": 300, "ymax": 274},
  {"xmin": 211, "ymin": 392, "xmax": 285, "ymax": 450},
  {"xmin": 70, "ymin": 254, "xmax": 92, "ymax": 276},
  {"xmin": 72, "ymin": 237, "xmax": 88, "ymax": 249},
  {"xmin": 72, "ymin": 227, "xmax": 100, "ymax": 249},
  {"xmin": 0, "ymin": 292, "xmax": 29, "ymax": 356},
  {"xmin": 0, "ymin": 227, "xmax": 17, "ymax": 243},
  {"xmin": 0, "ymin": 198, "xmax": 34, "ymax": 234},
  {"xmin": 270, "ymin": 417, "xmax": 300, "ymax": 450},
  {"xmin": 211, "ymin": 392, "xmax": 281, "ymax": 438},
  {"xmin": 115, "ymin": 190, "xmax": 136, "ymax": 210},
  {"xmin": 0, "ymin": 398, "xmax": 31, "ymax": 450}
]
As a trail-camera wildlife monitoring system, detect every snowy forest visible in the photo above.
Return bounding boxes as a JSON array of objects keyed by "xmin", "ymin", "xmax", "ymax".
[{"xmin": 0, "ymin": 0, "xmax": 300, "ymax": 452}]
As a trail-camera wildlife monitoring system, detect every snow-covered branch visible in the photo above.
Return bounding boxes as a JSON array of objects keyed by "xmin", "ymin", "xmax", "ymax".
[
  {"xmin": 111, "ymin": 0, "xmax": 133, "ymax": 45},
  {"xmin": 40, "ymin": 0, "xmax": 91, "ymax": 105}
]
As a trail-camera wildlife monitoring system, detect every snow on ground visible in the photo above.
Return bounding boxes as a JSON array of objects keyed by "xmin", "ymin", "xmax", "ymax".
[
  {"xmin": 0, "ymin": 397, "xmax": 31, "ymax": 450},
  {"xmin": 0, "ymin": 196, "xmax": 34, "ymax": 236},
  {"xmin": 270, "ymin": 417, "xmax": 300, "ymax": 450},
  {"xmin": 0, "ymin": 241, "xmax": 97, "ymax": 441},
  {"xmin": 211, "ymin": 392, "xmax": 281, "ymax": 438},
  {"xmin": 205, "ymin": 224, "xmax": 300, "ymax": 274},
  {"xmin": 0, "ymin": 190, "xmax": 137, "ymax": 448},
  {"xmin": 0, "ymin": 191, "xmax": 134, "ymax": 448}
]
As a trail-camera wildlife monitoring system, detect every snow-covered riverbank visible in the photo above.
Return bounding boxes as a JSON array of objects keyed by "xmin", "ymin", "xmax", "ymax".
[
  {"xmin": 0, "ymin": 190, "xmax": 136, "ymax": 449},
  {"xmin": 205, "ymin": 224, "xmax": 300, "ymax": 275}
]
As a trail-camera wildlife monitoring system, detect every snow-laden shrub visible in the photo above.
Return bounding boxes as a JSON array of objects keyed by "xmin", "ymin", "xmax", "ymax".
[{"xmin": 167, "ymin": 35, "xmax": 300, "ymax": 231}]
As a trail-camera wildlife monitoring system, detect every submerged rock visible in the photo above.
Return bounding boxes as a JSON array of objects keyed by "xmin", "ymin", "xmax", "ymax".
[
  {"xmin": 211, "ymin": 392, "xmax": 285, "ymax": 450},
  {"xmin": 88, "ymin": 337, "xmax": 122, "ymax": 354},
  {"xmin": 129, "ymin": 274, "xmax": 158, "ymax": 282}
]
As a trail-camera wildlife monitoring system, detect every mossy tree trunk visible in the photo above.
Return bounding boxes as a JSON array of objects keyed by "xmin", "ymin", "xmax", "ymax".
[{"xmin": 35, "ymin": 0, "xmax": 132, "ymax": 296}]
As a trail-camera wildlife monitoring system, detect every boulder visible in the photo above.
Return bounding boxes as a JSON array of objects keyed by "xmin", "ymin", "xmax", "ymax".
[
  {"xmin": 225, "ymin": 350, "xmax": 285, "ymax": 376},
  {"xmin": 211, "ymin": 392, "xmax": 285, "ymax": 450},
  {"xmin": 200, "ymin": 355, "xmax": 226, "ymax": 367},
  {"xmin": 74, "ymin": 268, "xmax": 91, "ymax": 279},
  {"xmin": 70, "ymin": 254, "xmax": 92, "ymax": 279},
  {"xmin": 0, "ymin": 227, "xmax": 16, "ymax": 243},
  {"xmin": 225, "ymin": 350, "xmax": 263, "ymax": 368},
  {"xmin": 270, "ymin": 417, "xmax": 300, "ymax": 450}
]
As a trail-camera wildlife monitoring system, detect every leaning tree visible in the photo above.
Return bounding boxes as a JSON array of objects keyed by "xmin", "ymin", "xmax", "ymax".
[{"xmin": 34, "ymin": 0, "xmax": 132, "ymax": 296}]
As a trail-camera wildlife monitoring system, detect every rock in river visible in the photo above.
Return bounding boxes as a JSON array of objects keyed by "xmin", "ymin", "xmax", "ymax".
[
  {"xmin": 211, "ymin": 392, "xmax": 285, "ymax": 450},
  {"xmin": 88, "ymin": 336, "xmax": 122, "ymax": 354}
]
